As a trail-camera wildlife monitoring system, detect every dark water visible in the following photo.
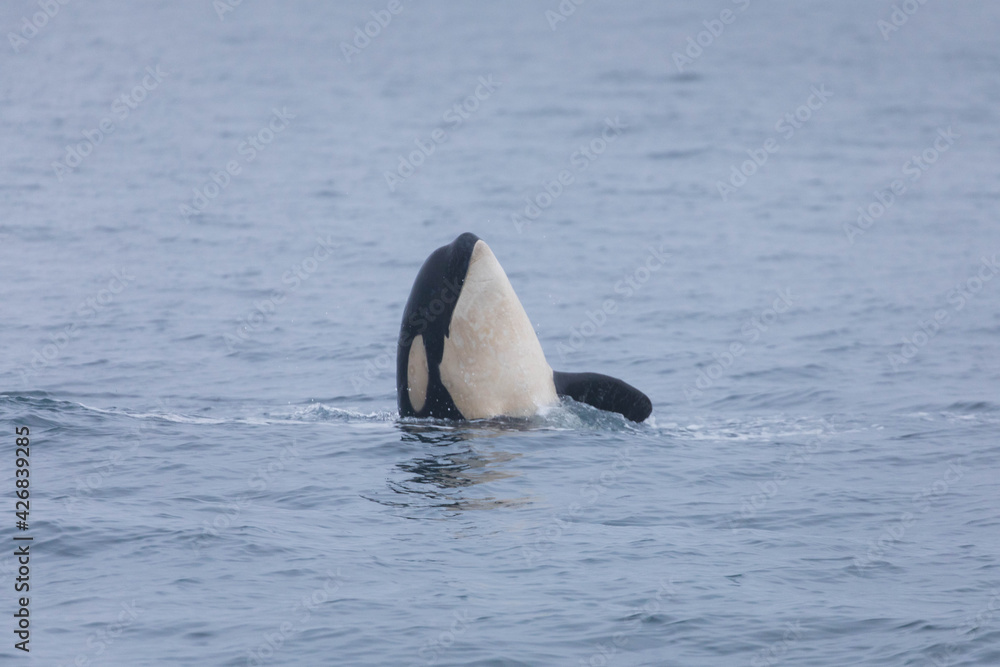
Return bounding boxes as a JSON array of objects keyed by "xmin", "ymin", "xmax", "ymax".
[{"xmin": 2, "ymin": 1, "xmax": 999, "ymax": 665}]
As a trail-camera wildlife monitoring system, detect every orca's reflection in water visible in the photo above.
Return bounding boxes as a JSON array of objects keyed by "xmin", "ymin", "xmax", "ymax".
[{"xmin": 364, "ymin": 420, "xmax": 536, "ymax": 514}]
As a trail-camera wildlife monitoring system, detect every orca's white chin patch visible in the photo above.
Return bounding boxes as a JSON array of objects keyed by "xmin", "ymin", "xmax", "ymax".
[{"xmin": 440, "ymin": 241, "xmax": 558, "ymax": 419}]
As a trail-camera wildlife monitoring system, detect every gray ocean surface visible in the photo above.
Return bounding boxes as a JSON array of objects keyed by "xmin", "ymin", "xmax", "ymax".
[{"xmin": 2, "ymin": 1, "xmax": 999, "ymax": 665}]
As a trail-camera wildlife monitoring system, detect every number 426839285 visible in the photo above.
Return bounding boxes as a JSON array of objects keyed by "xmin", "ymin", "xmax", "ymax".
[{"xmin": 15, "ymin": 426, "xmax": 29, "ymax": 529}]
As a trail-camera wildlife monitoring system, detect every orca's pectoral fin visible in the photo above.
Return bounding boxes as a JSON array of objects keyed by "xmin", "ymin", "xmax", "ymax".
[{"xmin": 553, "ymin": 371, "xmax": 652, "ymax": 423}]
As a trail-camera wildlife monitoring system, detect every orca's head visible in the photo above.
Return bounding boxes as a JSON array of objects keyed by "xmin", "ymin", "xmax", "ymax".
[{"xmin": 397, "ymin": 233, "xmax": 652, "ymax": 423}]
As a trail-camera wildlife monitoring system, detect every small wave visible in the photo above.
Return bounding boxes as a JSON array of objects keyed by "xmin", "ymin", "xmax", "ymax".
[
  {"xmin": 941, "ymin": 400, "xmax": 999, "ymax": 414},
  {"xmin": 903, "ymin": 401, "xmax": 1000, "ymax": 426},
  {"xmin": 2, "ymin": 393, "xmax": 631, "ymax": 431},
  {"xmin": 281, "ymin": 399, "xmax": 651, "ymax": 433},
  {"xmin": 652, "ymin": 414, "xmax": 842, "ymax": 443},
  {"xmin": 0, "ymin": 392, "xmax": 113, "ymax": 429},
  {"xmin": 277, "ymin": 403, "xmax": 398, "ymax": 423},
  {"xmin": 5, "ymin": 394, "xmax": 861, "ymax": 441},
  {"xmin": 90, "ymin": 407, "xmax": 272, "ymax": 426}
]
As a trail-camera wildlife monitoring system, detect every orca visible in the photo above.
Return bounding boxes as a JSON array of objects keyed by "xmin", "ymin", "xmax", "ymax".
[{"xmin": 396, "ymin": 233, "xmax": 652, "ymax": 422}]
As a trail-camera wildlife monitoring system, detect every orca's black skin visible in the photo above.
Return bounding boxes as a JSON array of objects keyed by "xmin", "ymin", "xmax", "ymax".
[
  {"xmin": 553, "ymin": 371, "xmax": 653, "ymax": 423},
  {"xmin": 397, "ymin": 232, "xmax": 654, "ymax": 423},
  {"xmin": 396, "ymin": 232, "xmax": 478, "ymax": 419}
]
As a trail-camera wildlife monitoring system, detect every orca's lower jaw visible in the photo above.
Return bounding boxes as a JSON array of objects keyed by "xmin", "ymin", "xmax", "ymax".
[{"xmin": 552, "ymin": 371, "xmax": 653, "ymax": 423}]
